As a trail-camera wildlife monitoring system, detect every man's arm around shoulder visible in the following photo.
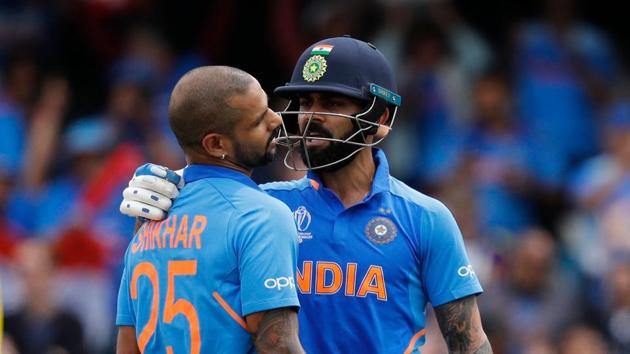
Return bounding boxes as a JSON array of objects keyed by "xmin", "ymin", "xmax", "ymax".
[
  {"xmin": 434, "ymin": 295, "xmax": 492, "ymax": 354},
  {"xmin": 246, "ymin": 307, "xmax": 305, "ymax": 354}
]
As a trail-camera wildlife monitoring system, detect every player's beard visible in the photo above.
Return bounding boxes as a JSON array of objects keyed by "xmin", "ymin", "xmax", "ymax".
[
  {"xmin": 232, "ymin": 128, "xmax": 279, "ymax": 168},
  {"xmin": 300, "ymin": 122, "xmax": 363, "ymax": 172}
]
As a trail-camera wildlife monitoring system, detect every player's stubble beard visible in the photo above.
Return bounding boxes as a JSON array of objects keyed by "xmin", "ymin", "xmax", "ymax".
[
  {"xmin": 299, "ymin": 122, "xmax": 363, "ymax": 172},
  {"xmin": 231, "ymin": 127, "xmax": 280, "ymax": 169}
]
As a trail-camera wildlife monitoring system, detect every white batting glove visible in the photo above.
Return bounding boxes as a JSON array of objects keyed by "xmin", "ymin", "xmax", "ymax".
[{"xmin": 119, "ymin": 163, "xmax": 184, "ymax": 221}]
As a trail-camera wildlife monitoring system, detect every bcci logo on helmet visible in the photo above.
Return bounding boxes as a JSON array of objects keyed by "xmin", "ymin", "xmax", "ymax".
[
  {"xmin": 293, "ymin": 206, "xmax": 313, "ymax": 243},
  {"xmin": 302, "ymin": 55, "xmax": 328, "ymax": 82}
]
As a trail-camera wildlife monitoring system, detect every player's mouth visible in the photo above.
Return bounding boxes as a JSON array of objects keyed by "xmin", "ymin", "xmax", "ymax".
[
  {"xmin": 304, "ymin": 133, "xmax": 329, "ymax": 148},
  {"xmin": 302, "ymin": 125, "xmax": 333, "ymax": 148}
]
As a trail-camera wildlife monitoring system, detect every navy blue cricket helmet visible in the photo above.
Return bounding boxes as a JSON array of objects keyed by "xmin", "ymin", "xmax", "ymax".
[{"xmin": 274, "ymin": 36, "xmax": 402, "ymax": 171}]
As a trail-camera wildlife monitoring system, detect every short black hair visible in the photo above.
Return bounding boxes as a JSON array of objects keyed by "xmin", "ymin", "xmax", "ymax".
[{"xmin": 168, "ymin": 66, "xmax": 254, "ymax": 151}]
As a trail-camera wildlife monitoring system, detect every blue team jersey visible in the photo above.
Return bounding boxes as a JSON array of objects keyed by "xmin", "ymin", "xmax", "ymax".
[
  {"xmin": 116, "ymin": 165, "xmax": 300, "ymax": 354},
  {"xmin": 262, "ymin": 149, "xmax": 483, "ymax": 354}
]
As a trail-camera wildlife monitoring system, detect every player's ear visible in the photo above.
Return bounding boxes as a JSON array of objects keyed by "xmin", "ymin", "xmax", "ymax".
[
  {"xmin": 377, "ymin": 106, "xmax": 390, "ymax": 126},
  {"xmin": 201, "ymin": 133, "xmax": 229, "ymax": 159},
  {"xmin": 374, "ymin": 107, "xmax": 391, "ymax": 139}
]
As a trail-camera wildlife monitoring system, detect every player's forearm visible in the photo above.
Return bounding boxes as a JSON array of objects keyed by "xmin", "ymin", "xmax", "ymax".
[
  {"xmin": 254, "ymin": 308, "xmax": 305, "ymax": 354},
  {"xmin": 435, "ymin": 296, "xmax": 493, "ymax": 354},
  {"xmin": 444, "ymin": 332, "xmax": 493, "ymax": 354},
  {"xmin": 470, "ymin": 339, "xmax": 492, "ymax": 354},
  {"xmin": 116, "ymin": 326, "xmax": 140, "ymax": 354}
]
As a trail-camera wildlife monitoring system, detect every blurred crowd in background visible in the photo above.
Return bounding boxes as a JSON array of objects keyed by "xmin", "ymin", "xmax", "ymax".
[{"xmin": 1, "ymin": 0, "xmax": 629, "ymax": 353}]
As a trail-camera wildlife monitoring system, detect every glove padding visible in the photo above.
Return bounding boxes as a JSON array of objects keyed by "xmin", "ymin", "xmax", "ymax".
[{"xmin": 119, "ymin": 164, "xmax": 183, "ymax": 221}]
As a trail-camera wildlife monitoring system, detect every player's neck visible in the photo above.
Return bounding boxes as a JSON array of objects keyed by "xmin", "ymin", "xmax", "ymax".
[
  {"xmin": 319, "ymin": 148, "xmax": 375, "ymax": 208},
  {"xmin": 188, "ymin": 154, "xmax": 253, "ymax": 177}
]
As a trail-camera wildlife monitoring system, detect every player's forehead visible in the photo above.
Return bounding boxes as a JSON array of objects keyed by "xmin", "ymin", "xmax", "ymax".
[
  {"xmin": 297, "ymin": 91, "xmax": 359, "ymax": 104},
  {"xmin": 229, "ymin": 82, "xmax": 268, "ymax": 116},
  {"xmin": 223, "ymin": 88, "xmax": 268, "ymax": 136}
]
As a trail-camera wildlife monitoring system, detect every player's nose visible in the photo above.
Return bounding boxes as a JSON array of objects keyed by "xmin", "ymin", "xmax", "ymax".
[
  {"xmin": 268, "ymin": 109, "xmax": 282, "ymax": 130},
  {"xmin": 299, "ymin": 110, "xmax": 326, "ymax": 126}
]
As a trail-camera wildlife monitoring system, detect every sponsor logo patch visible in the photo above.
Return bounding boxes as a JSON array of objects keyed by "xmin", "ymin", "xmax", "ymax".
[
  {"xmin": 457, "ymin": 265, "xmax": 476, "ymax": 278},
  {"xmin": 264, "ymin": 276, "xmax": 296, "ymax": 291}
]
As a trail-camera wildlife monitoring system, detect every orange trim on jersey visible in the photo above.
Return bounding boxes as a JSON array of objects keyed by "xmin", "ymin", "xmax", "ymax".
[
  {"xmin": 403, "ymin": 328, "xmax": 427, "ymax": 354},
  {"xmin": 212, "ymin": 291, "xmax": 248, "ymax": 330},
  {"xmin": 310, "ymin": 179, "xmax": 320, "ymax": 190}
]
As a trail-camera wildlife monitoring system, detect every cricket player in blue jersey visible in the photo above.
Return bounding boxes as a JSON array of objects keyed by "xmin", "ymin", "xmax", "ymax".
[
  {"xmin": 116, "ymin": 66, "xmax": 304, "ymax": 354},
  {"xmin": 121, "ymin": 37, "xmax": 492, "ymax": 353}
]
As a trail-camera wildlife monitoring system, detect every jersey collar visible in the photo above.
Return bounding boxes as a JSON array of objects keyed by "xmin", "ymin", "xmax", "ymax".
[
  {"xmin": 184, "ymin": 164, "xmax": 261, "ymax": 190},
  {"xmin": 306, "ymin": 148, "xmax": 391, "ymax": 199},
  {"xmin": 367, "ymin": 148, "xmax": 391, "ymax": 198}
]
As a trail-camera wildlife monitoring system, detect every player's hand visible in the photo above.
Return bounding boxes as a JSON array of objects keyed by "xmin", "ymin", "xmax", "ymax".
[{"xmin": 119, "ymin": 163, "xmax": 184, "ymax": 221}]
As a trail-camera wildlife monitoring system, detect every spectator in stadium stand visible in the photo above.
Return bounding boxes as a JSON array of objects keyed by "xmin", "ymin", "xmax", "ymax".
[
  {"xmin": 597, "ymin": 262, "xmax": 630, "ymax": 353},
  {"xmin": 112, "ymin": 26, "xmax": 206, "ymax": 169},
  {"xmin": 564, "ymin": 100, "xmax": 630, "ymax": 278},
  {"xmin": 479, "ymin": 227, "xmax": 581, "ymax": 353},
  {"xmin": 425, "ymin": 0, "xmax": 493, "ymax": 80},
  {"xmin": 557, "ymin": 324, "xmax": 610, "ymax": 354},
  {"xmin": 0, "ymin": 50, "xmax": 36, "ymax": 176},
  {"xmin": 609, "ymin": 262, "xmax": 630, "ymax": 352},
  {"xmin": 460, "ymin": 71, "xmax": 541, "ymax": 237},
  {"xmin": 0, "ymin": 160, "xmax": 25, "ymax": 322},
  {"xmin": 107, "ymin": 59, "xmax": 183, "ymax": 169},
  {"xmin": 400, "ymin": 19, "xmax": 474, "ymax": 188},
  {"xmin": 512, "ymin": 0, "xmax": 619, "ymax": 187},
  {"xmin": 3, "ymin": 239, "xmax": 85, "ymax": 354},
  {"xmin": 0, "ymin": 163, "xmax": 23, "ymax": 264},
  {"xmin": 7, "ymin": 116, "xmax": 140, "ymax": 351}
]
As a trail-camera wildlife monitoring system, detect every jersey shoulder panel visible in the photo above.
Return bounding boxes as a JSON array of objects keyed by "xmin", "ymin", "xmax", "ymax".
[
  {"xmin": 183, "ymin": 178, "xmax": 285, "ymax": 215},
  {"xmin": 388, "ymin": 176, "xmax": 450, "ymax": 215},
  {"xmin": 259, "ymin": 177, "xmax": 311, "ymax": 193}
]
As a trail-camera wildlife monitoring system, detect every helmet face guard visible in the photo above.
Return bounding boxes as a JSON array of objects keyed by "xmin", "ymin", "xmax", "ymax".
[
  {"xmin": 273, "ymin": 36, "xmax": 401, "ymax": 171},
  {"xmin": 275, "ymin": 94, "xmax": 399, "ymax": 171}
]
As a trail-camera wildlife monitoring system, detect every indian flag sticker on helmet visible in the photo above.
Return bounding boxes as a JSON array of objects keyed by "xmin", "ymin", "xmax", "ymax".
[
  {"xmin": 302, "ymin": 55, "xmax": 328, "ymax": 82},
  {"xmin": 311, "ymin": 44, "xmax": 334, "ymax": 56}
]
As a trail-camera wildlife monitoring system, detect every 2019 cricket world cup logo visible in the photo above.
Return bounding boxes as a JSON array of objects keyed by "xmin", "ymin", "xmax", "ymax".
[
  {"xmin": 293, "ymin": 206, "xmax": 313, "ymax": 243},
  {"xmin": 294, "ymin": 206, "xmax": 311, "ymax": 231}
]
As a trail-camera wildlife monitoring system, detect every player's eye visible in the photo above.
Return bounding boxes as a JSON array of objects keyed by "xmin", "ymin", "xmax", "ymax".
[
  {"xmin": 299, "ymin": 98, "xmax": 313, "ymax": 110},
  {"xmin": 330, "ymin": 100, "xmax": 344, "ymax": 107},
  {"xmin": 322, "ymin": 99, "xmax": 344, "ymax": 110}
]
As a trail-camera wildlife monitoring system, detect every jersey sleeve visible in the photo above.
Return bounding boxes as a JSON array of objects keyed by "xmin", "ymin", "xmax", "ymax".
[
  {"xmin": 231, "ymin": 200, "xmax": 300, "ymax": 316},
  {"xmin": 420, "ymin": 202, "xmax": 483, "ymax": 307},
  {"xmin": 116, "ymin": 247, "xmax": 135, "ymax": 326}
]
